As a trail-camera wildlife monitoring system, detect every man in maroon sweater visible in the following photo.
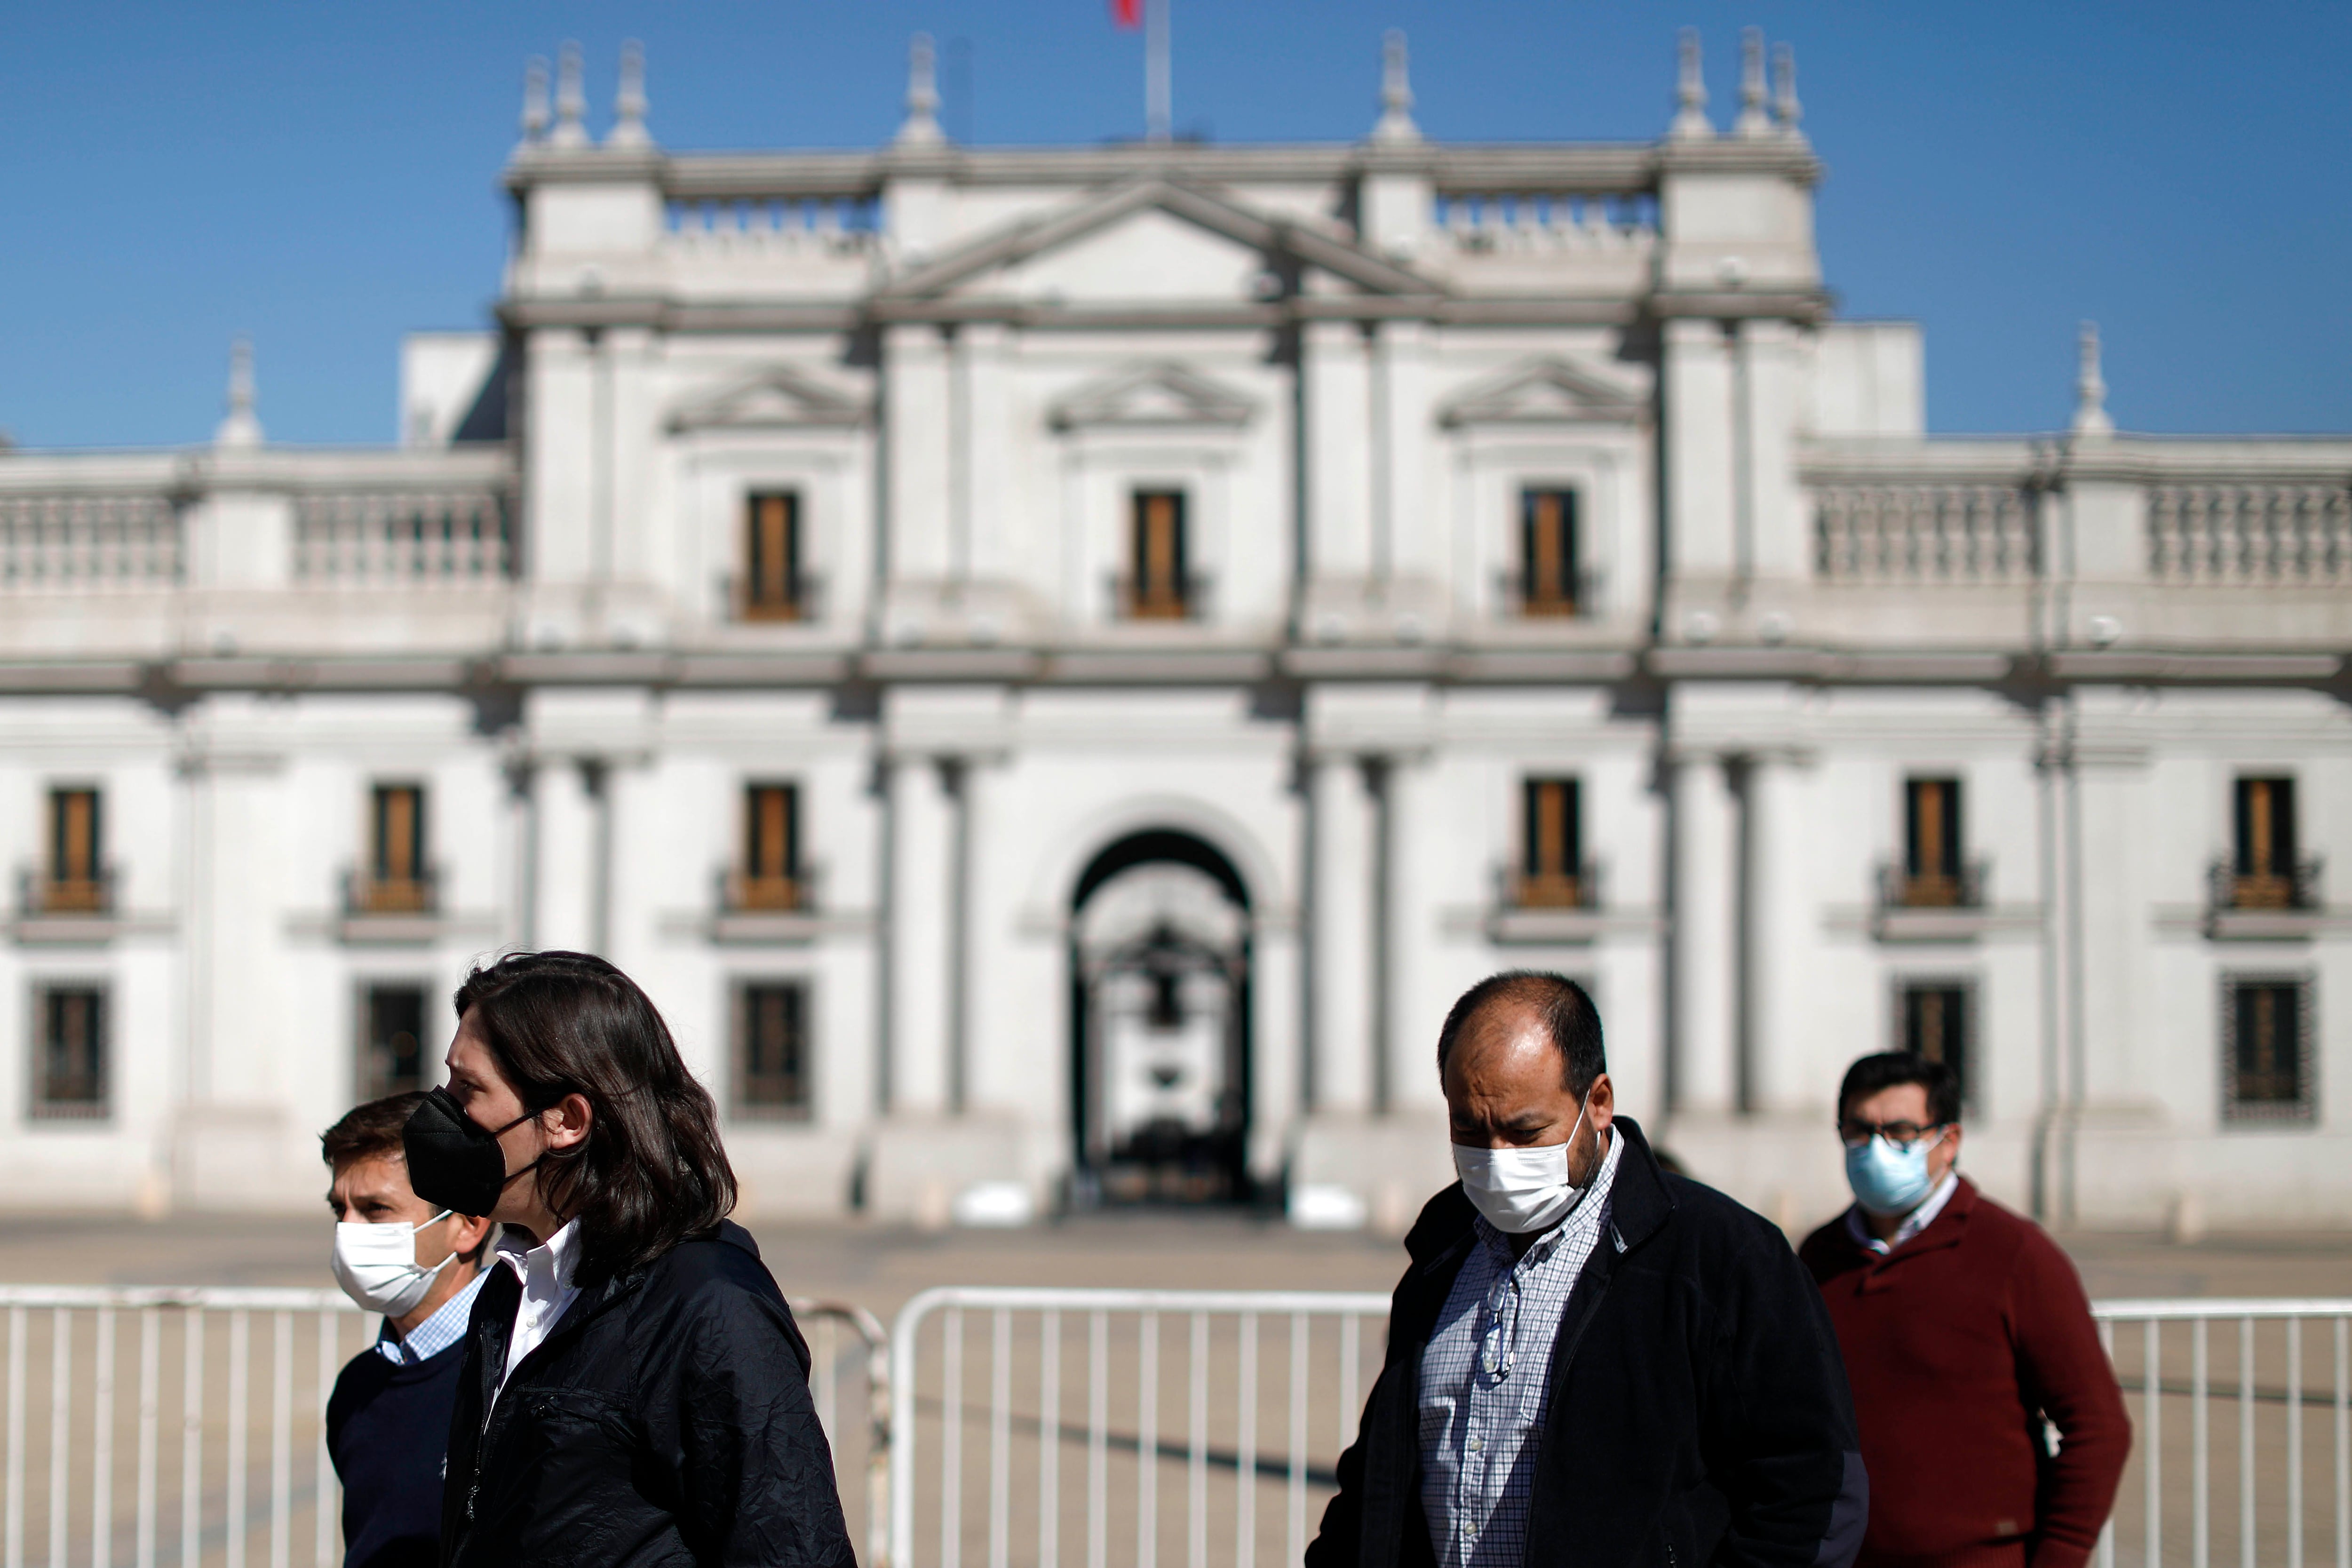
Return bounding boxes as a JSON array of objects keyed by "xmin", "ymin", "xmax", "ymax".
[{"xmin": 1800, "ymin": 1052, "xmax": 2130, "ymax": 1568}]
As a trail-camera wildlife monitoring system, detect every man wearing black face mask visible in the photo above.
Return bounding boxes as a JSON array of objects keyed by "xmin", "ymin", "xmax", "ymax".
[
  {"xmin": 1308, "ymin": 971, "xmax": 1866, "ymax": 1568},
  {"xmin": 403, "ymin": 951, "xmax": 851, "ymax": 1568}
]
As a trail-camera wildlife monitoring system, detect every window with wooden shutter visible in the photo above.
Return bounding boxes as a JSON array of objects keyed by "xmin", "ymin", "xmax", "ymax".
[
  {"xmin": 1519, "ymin": 488, "xmax": 1580, "ymax": 616},
  {"xmin": 32, "ymin": 985, "xmax": 106, "ymax": 1119},
  {"xmin": 743, "ymin": 492, "xmax": 804, "ymax": 621},
  {"xmin": 363, "ymin": 785, "xmax": 432, "ymax": 914},
  {"xmin": 1517, "ymin": 778, "xmax": 1585, "ymax": 907},
  {"xmin": 2233, "ymin": 777, "xmax": 2301, "ymax": 908},
  {"xmin": 359, "ymin": 984, "xmax": 428, "ymax": 1100},
  {"xmin": 2222, "ymin": 974, "xmax": 2313, "ymax": 1122},
  {"xmin": 1901, "ymin": 778, "xmax": 1964, "ymax": 907},
  {"xmin": 1128, "ymin": 490, "xmax": 1190, "ymax": 619},
  {"xmin": 1898, "ymin": 981, "xmax": 1971, "ymax": 1106},
  {"xmin": 734, "ymin": 981, "xmax": 810, "ymax": 1118},
  {"xmin": 735, "ymin": 784, "xmax": 803, "ymax": 911},
  {"xmin": 44, "ymin": 788, "xmax": 103, "ymax": 914}
]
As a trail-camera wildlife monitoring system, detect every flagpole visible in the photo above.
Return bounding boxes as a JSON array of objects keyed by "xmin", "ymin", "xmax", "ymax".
[{"xmin": 1145, "ymin": 0, "xmax": 1171, "ymax": 140}]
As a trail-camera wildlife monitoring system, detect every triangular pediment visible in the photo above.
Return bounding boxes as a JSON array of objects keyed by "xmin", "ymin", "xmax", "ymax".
[
  {"xmin": 1049, "ymin": 361, "xmax": 1256, "ymax": 432},
  {"xmin": 881, "ymin": 178, "xmax": 1444, "ymax": 304},
  {"xmin": 668, "ymin": 365, "xmax": 869, "ymax": 433},
  {"xmin": 1437, "ymin": 357, "xmax": 1646, "ymax": 428}
]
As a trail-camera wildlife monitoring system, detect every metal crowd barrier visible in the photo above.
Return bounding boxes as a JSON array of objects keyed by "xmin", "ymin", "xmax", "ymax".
[
  {"xmin": 887, "ymin": 1287, "xmax": 1393, "ymax": 1568},
  {"xmin": 0, "ymin": 1284, "xmax": 886, "ymax": 1568},
  {"xmin": 2091, "ymin": 1299, "xmax": 2352, "ymax": 1568}
]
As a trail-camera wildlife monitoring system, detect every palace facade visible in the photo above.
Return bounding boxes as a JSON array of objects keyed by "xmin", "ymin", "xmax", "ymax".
[{"xmin": 4, "ymin": 32, "xmax": 2347, "ymax": 1231}]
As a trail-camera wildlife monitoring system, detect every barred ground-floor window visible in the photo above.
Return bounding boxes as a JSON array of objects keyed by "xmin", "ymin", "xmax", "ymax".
[{"xmin": 2222, "ymin": 971, "xmax": 2315, "ymax": 1124}]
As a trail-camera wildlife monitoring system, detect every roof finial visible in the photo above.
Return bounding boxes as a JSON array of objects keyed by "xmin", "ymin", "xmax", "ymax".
[
  {"xmin": 607, "ymin": 40, "xmax": 651, "ymax": 148},
  {"xmin": 215, "ymin": 336, "xmax": 262, "ymax": 449},
  {"xmin": 1772, "ymin": 42, "xmax": 1803, "ymax": 138},
  {"xmin": 1735, "ymin": 28, "xmax": 1772, "ymax": 137},
  {"xmin": 1371, "ymin": 30, "xmax": 1422, "ymax": 145},
  {"xmin": 1670, "ymin": 28, "xmax": 1713, "ymax": 141},
  {"xmin": 549, "ymin": 40, "xmax": 589, "ymax": 148},
  {"xmin": 519, "ymin": 56, "xmax": 549, "ymax": 149},
  {"xmin": 2073, "ymin": 321, "xmax": 2115, "ymax": 439},
  {"xmin": 897, "ymin": 33, "xmax": 946, "ymax": 147}
]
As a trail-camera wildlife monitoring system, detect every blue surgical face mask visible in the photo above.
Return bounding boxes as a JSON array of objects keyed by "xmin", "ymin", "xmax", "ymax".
[{"xmin": 1844, "ymin": 1130, "xmax": 1944, "ymax": 1217}]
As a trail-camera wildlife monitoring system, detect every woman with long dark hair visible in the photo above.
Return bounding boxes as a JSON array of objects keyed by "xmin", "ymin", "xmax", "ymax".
[{"xmin": 400, "ymin": 950, "xmax": 852, "ymax": 1567}]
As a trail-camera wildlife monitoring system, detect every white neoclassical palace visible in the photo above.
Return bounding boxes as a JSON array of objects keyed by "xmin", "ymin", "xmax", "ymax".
[{"xmin": 2, "ymin": 30, "xmax": 2346, "ymax": 1232}]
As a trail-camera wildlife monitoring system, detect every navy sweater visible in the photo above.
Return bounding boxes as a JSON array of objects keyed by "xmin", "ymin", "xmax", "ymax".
[{"xmin": 326, "ymin": 1337, "xmax": 463, "ymax": 1568}]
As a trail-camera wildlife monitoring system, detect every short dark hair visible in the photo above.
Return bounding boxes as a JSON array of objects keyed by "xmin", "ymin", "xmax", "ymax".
[
  {"xmin": 1837, "ymin": 1051, "xmax": 1961, "ymax": 1127},
  {"xmin": 1436, "ymin": 971, "xmax": 1606, "ymax": 1096},
  {"xmin": 322, "ymin": 1091, "xmax": 429, "ymax": 1170},
  {"xmin": 453, "ymin": 951, "xmax": 735, "ymax": 1288}
]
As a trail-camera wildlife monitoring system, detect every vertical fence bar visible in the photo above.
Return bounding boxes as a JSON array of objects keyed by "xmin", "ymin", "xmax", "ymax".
[
  {"xmin": 813, "ymin": 1318, "xmax": 838, "ymax": 1443},
  {"xmin": 988, "ymin": 1310, "xmax": 1010, "ymax": 1568},
  {"xmin": 1039, "ymin": 1313, "xmax": 1060, "ymax": 1568},
  {"xmin": 2291, "ymin": 1318, "xmax": 2305, "ymax": 1568},
  {"xmin": 1287, "ymin": 1314, "xmax": 1307, "ymax": 1568},
  {"xmin": 1087, "ymin": 1312, "xmax": 1107, "ymax": 1568},
  {"xmin": 1187, "ymin": 1315, "xmax": 1207, "ymax": 1568},
  {"xmin": 182, "ymin": 1311, "xmax": 203, "ymax": 1568},
  {"xmin": 2146, "ymin": 1320, "xmax": 2163, "ymax": 1568},
  {"xmin": 48, "ymin": 1309, "xmax": 70, "ymax": 1568},
  {"xmin": 2098, "ymin": 1317, "xmax": 2116, "ymax": 1568},
  {"xmin": 92, "ymin": 1307, "xmax": 115, "ymax": 1568},
  {"xmin": 1136, "ymin": 1312, "xmax": 1158, "ymax": 1568},
  {"xmin": 2335, "ymin": 1315, "xmax": 2348, "ymax": 1568},
  {"xmin": 2241, "ymin": 1317, "xmax": 2257, "ymax": 1568},
  {"xmin": 271, "ymin": 1312, "xmax": 293, "ymax": 1568},
  {"xmin": 1235, "ymin": 1313, "xmax": 1257, "ymax": 1568},
  {"xmin": 942, "ymin": 1307, "xmax": 963, "ymax": 1568},
  {"xmin": 1338, "ymin": 1315, "xmax": 1361, "ymax": 1454},
  {"xmin": 2195, "ymin": 1319, "xmax": 2210, "ymax": 1568},
  {"xmin": 316, "ymin": 1313, "xmax": 339, "ymax": 1568},
  {"xmin": 228, "ymin": 1310, "xmax": 250, "ymax": 1568},
  {"xmin": 7, "ymin": 1305, "xmax": 24, "ymax": 1568},
  {"xmin": 137, "ymin": 1307, "xmax": 159, "ymax": 1568}
]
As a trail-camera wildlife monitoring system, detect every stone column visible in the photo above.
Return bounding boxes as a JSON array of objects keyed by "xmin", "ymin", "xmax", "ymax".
[
  {"xmin": 532, "ymin": 759, "xmax": 598, "ymax": 954},
  {"xmin": 1302, "ymin": 322, "xmax": 1372, "ymax": 589},
  {"xmin": 1308, "ymin": 752, "xmax": 1376, "ymax": 1114},
  {"xmin": 885, "ymin": 754, "xmax": 955, "ymax": 1115},
  {"xmin": 1669, "ymin": 752, "xmax": 1740, "ymax": 1116},
  {"xmin": 1738, "ymin": 750, "xmax": 1804, "ymax": 1113}
]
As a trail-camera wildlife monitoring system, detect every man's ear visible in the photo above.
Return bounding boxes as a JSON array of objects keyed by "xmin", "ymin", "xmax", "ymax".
[{"xmin": 451, "ymin": 1212, "xmax": 498, "ymax": 1262}]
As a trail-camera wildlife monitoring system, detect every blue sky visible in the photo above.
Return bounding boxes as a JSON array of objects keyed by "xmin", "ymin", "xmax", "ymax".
[{"xmin": 0, "ymin": 1, "xmax": 2343, "ymax": 447}]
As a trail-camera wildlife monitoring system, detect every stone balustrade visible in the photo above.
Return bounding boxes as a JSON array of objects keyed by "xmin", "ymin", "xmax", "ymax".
[
  {"xmin": 0, "ymin": 493, "xmax": 181, "ymax": 591},
  {"xmin": 1431, "ymin": 191, "xmax": 1658, "ymax": 255}
]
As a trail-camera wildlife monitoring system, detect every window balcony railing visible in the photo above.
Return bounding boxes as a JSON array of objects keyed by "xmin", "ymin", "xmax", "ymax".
[
  {"xmin": 1503, "ymin": 864, "xmax": 1600, "ymax": 911},
  {"xmin": 721, "ymin": 868, "xmax": 810, "ymax": 914},
  {"xmin": 1876, "ymin": 860, "xmax": 1989, "ymax": 911},
  {"xmin": 2209, "ymin": 856, "xmax": 2322, "ymax": 913},
  {"xmin": 1108, "ymin": 573, "xmax": 1214, "ymax": 623},
  {"xmin": 1493, "ymin": 569, "xmax": 1602, "ymax": 620},
  {"xmin": 17, "ymin": 868, "xmax": 115, "ymax": 919},
  {"xmin": 721, "ymin": 573, "xmax": 826, "ymax": 624},
  {"xmin": 343, "ymin": 868, "xmax": 440, "ymax": 918}
]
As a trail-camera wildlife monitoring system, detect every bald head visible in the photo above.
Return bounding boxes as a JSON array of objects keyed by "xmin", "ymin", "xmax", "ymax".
[{"xmin": 1435, "ymin": 971, "xmax": 1605, "ymax": 1097}]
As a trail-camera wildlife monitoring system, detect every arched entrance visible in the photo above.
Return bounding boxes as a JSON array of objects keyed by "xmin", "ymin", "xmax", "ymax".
[{"xmin": 1069, "ymin": 830, "xmax": 1252, "ymax": 1204}]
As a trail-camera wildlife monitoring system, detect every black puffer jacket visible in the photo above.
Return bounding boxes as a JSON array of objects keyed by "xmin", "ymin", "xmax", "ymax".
[
  {"xmin": 439, "ymin": 1220, "xmax": 853, "ymax": 1568},
  {"xmin": 1307, "ymin": 1119, "xmax": 1867, "ymax": 1568}
]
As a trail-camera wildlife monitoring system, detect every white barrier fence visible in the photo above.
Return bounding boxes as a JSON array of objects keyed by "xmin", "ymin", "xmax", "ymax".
[
  {"xmin": 0, "ymin": 1285, "xmax": 884, "ymax": 1568},
  {"xmin": 2092, "ymin": 1300, "xmax": 2352, "ymax": 1568},
  {"xmin": 888, "ymin": 1288, "xmax": 1392, "ymax": 1568},
  {"xmin": 6, "ymin": 1285, "xmax": 2350, "ymax": 1568}
]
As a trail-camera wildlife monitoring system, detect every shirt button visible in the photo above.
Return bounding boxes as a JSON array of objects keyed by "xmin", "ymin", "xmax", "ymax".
[{"xmin": 1468, "ymin": 1436, "xmax": 1481, "ymax": 1451}]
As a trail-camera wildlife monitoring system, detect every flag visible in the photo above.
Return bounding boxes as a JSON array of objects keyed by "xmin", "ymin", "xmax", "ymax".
[{"xmin": 1111, "ymin": 0, "xmax": 1142, "ymax": 29}]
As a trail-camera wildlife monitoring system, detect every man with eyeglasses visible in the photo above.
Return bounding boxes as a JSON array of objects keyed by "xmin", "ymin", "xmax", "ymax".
[{"xmin": 1800, "ymin": 1052, "xmax": 2130, "ymax": 1568}]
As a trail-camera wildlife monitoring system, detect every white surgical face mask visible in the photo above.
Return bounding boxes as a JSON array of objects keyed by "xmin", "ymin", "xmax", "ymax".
[
  {"xmin": 331, "ymin": 1210, "xmax": 457, "ymax": 1317},
  {"xmin": 1452, "ymin": 1099, "xmax": 1592, "ymax": 1235}
]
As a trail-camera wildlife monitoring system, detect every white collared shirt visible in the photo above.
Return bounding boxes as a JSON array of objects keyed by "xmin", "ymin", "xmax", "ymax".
[
  {"xmin": 1845, "ymin": 1168, "xmax": 1961, "ymax": 1255},
  {"xmin": 489, "ymin": 1218, "xmax": 583, "ymax": 1419}
]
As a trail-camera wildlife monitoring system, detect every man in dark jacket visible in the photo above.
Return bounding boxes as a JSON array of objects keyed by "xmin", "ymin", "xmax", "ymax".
[
  {"xmin": 439, "ymin": 1217, "xmax": 850, "ymax": 1567},
  {"xmin": 1800, "ymin": 1052, "xmax": 2129, "ymax": 1568},
  {"xmin": 1308, "ymin": 971, "xmax": 1867, "ymax": 1568}
]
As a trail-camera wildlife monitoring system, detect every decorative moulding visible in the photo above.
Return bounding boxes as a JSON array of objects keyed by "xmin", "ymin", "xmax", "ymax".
[
  {"xmin": 1437, "ymin": 356, "xmax": 1646, "ymax": 428},
  {"xmin": 1047, "ymin": 361, "xmax": 1256, "ymax": 432},
  {"xmin": 668, "ymin": 365, "xmax": 871, "ymax": 433}
]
